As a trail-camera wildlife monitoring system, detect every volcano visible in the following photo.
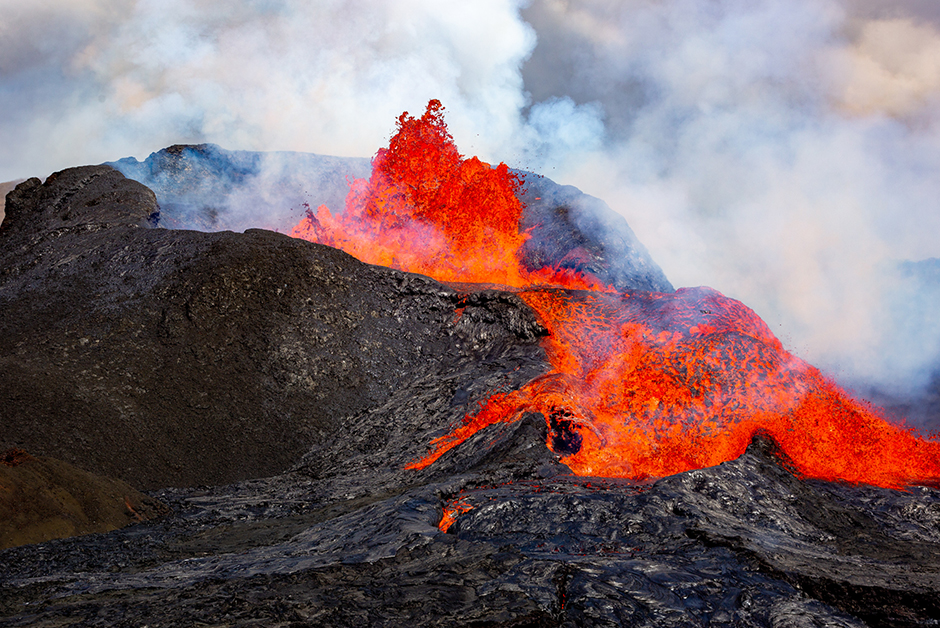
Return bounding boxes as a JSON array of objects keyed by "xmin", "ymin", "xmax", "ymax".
[{"xmin": 1, "ymin": 103, "xmax": 940, "ymax": 627}]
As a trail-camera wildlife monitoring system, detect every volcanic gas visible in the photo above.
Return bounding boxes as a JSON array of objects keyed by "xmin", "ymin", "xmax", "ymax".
[{"xmin": 291, "ymin": 100, "xmax": 940, "ymax": 490}]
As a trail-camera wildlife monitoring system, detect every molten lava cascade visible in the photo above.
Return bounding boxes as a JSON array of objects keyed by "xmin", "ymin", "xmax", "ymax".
[{"xmin": 292, "ymin": 100, "xmax": 940, "ymax": 490}]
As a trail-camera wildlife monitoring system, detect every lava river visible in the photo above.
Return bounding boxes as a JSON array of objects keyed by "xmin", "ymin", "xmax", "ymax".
[{"xmin": 291, "ymin": 99, "xmax": 940, "ymax": 490}]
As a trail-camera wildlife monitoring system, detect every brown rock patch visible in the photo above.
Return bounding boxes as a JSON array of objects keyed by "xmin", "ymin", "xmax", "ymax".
[{"xmin": 0, "ymin": 451, "xmax": 168, "ymax": 550}]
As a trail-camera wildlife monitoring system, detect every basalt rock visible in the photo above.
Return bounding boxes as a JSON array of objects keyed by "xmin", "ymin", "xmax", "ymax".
[
  {"xmin": 0, "ymin": 178, "xmax": 24, "ymax": 227},
  {"xmin": 2, "ymin": 165, "xmax": 939, "ymax": 627},
  {"xmin": 0, "ymin": 165, "xmax": 547, "ymax": 490},
  {"xmin": 2, "ymin": 425, "xmax": 938, "ymax": 626}
]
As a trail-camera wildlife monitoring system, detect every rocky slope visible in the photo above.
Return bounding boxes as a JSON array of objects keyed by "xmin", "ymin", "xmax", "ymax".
[
  {"xmin": 1, "ymin": 164, "xmax": 939, "ymax": 626},
  {"xmin": 0, "ymin": 449, "xmax": 166, "ymax": 550},
  {"xmin": 0, "ymin": 166, "xmax": 548, "ymax": 490}
]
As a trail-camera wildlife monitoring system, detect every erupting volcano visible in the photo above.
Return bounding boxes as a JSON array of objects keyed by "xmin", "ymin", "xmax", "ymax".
[
  {"xmin": 6, "ymin": 103, "xmax": 940, "ymax": 628},
  {"xmin": 294, "ymin": 100, "xmax": 940, "ymax": 490}
]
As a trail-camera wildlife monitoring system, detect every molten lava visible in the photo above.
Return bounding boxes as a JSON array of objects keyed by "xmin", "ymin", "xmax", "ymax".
[
  {"xmin": 291, "ymin": 99, "xmax": 599, "ymax": 290},
  {"xmin": 292, "ymin": 100, "xmax": 940, "ymax": 490}
]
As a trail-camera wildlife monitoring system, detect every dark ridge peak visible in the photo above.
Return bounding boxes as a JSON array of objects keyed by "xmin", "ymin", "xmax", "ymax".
[
  {"xmin": 107, "ymin": 144, "xmax": 673, "ymax": 292},
  {"xmin": 0, "ymin": 166, "xmax": 157, "ymax": 242},
  {"xmin": 164, "ymin": 142, "xmax": 222, "ymax": 156},
  {"xmin": 744, "ymin": 430, "xmax": 794, "ymax": 467}
]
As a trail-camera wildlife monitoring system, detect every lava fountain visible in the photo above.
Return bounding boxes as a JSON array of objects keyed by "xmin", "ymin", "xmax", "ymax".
[{"xmin": 291, "ymin": 100, "xmax": 940, "ymax": 490}]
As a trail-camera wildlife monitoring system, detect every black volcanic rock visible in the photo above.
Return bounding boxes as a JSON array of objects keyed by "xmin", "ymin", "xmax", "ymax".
[
  {"xmin": 0, "ymin": 165, "xmax": 547, "ymax": 490},
  {"xmin": 3, "ymin": 164, "xmax": 939, "ymax": 627},
  {"xmin": 0, "ymin": 178, "xmax": 24, "ymax": 227},
  {"xmin": 3, "ymin": 424, "xmax": 939, "ymax": 626}
]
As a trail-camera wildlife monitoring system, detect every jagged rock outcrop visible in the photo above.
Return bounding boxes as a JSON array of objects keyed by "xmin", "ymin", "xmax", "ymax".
[{"xmin": 0, "ymin": 179, "xmax": 24, "ymax": 227}]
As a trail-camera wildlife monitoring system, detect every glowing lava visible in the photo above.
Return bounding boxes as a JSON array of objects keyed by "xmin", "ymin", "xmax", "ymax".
[
  {"xmin": 292, "ymin": 100, "xmax": 940, "ymax": 489},
  {"xmin": 291, "ymin": 99, "xmax": 600, "ymax": 290}
]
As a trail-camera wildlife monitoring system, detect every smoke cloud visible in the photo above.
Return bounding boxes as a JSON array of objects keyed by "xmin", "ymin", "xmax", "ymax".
[
  {"xmin": 0, "ymin": 0, "xmax": 537, "ymax": 181},
  {"xmin": 519, "ymin": 0, "xmax": 940, "ymax": 409},
  {"xmin": 3, "ymin": 0, "xmax": 940, "ymax": 420}
]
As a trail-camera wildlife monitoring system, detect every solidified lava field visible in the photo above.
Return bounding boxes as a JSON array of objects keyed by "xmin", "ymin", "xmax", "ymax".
[{"xmin": 2, "ymin": 110, "xmax": 940, "ymax": 625}]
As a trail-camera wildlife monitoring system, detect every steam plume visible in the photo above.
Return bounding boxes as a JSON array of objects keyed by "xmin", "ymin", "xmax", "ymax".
[{"xmin": 519, "ymin": 0, "xmax": 940, "ymax": 410}]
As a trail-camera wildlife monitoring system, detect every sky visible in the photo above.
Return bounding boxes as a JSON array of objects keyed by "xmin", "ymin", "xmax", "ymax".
[{"xmin": 3, "ymin": 0, "xmax": 940, "ymax": 403}]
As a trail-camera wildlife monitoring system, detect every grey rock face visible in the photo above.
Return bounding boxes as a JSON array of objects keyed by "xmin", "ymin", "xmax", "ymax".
[
  {"xmin": 516, "ymin": 171, "xmax": 673, "ymax": 293},
  {"xmin": 0, "ymin": 165, "xmax": 547, "ymax": 490},
  {"xmin": 108, "ymin": 144, "xmax": 372, "ymax": 232}
]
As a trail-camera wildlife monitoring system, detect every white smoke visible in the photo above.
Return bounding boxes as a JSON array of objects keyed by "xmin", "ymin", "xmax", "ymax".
[
  {"xmin": 0, "ymin": 0, "xmax": 536, "ymax": 181},
  {"xmin": 3, "ymin": 0, "xmax": 940, "ymax": 417},
  {"xmin": 518, "ymin": 0, "xmax": 940, "ymax": 407}
]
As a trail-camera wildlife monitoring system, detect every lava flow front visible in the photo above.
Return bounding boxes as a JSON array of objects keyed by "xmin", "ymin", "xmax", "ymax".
[{"xmin": 291, "ymin": 100, "xmax": 940, "ymax": 489}]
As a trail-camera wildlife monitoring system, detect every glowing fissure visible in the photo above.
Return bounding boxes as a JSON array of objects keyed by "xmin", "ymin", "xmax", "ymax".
[
  {"xmin": 292, "ymin": 100, "xmax": 940, "ymax": 489},
  {"xmin": 439, "ymin": 496, "xmax": 474, "ymax": 534}
]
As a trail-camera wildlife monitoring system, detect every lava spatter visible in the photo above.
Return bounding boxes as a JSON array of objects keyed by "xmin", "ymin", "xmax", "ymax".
[
  {"xmin": 291, "ymin": 100, "xmax": 598, "ymax": 290},
  {"xmin": 291, "ymin": 100, "xmax": 940, "ymax": 490}
]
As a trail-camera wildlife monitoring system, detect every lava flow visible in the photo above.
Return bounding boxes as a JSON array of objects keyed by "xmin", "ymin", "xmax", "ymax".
[{"xmin": 292, "ymin": 100, "xmax": 940, "ymax": 489}]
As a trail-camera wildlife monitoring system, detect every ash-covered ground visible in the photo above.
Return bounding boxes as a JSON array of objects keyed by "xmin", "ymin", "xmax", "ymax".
[{"xmin": 1, "ymin": 160, "xmax": 939, "ymax": 627}]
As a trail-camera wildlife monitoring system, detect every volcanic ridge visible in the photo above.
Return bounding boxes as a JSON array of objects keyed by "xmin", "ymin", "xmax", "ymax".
[{"xmin": 1, "ymin": 102, "xmax": 940, "ymax": 627}]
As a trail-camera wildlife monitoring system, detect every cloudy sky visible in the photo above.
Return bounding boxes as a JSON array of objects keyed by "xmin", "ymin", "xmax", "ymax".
[{"xmin": 3, "ymin": 0, "xmax": 940, "ymax": 399}]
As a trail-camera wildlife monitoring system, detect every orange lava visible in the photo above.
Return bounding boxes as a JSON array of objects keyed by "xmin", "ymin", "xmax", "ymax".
[
  {"xmin": 291, "ymin": 99, "xmax": 600, "ymax": 290},
  {"xmin": 439, "ymin": 497, "xmax": 474, "ymax": 533},
  {"xmin": 292, "ymin": 100, "xmax": 940, "ymax": 489}
]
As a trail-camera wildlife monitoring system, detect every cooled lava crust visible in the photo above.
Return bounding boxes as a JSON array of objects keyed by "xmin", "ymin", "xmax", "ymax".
[{"xmin": 1, "ymin": 166, "xmax": 939, "ymax": 627}]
